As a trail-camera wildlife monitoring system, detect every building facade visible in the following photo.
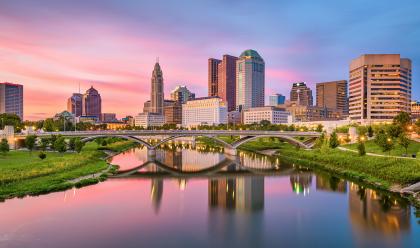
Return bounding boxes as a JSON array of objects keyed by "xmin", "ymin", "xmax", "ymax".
[
  {"xmin": 243, "ymin": 106, "xmax": 289, "ymax": 124},
  {"xmin": 236, "ymin": 50, "xmax": 265, "ymax": 111},
  {"xmin": 290, "ymin": 82, "xmax": 313, "ymax": 106},
  {"xmin": 82, "ymin": 86, "xmax": 102, "ymax": 121},
  {"xmin": 170, "ymin": 85, "xmax": 195, "ymax": 103},
  {"xmin": 208, "ymin": 58, "xmax": 221, "ymax": 97},
  {"xmin": 67, "ymin": 93, "xmax": 83, "ymax": 117},
  {"xmin": 411, "ymin": 101, "xmax": 420, "ymax": 120},
  {"xmin": 163, "ymin": 100, "xmax": 182, "ymax": 125},
  {"xmin": 286, "ymin": 104, "xmax": 343, "ymax": 122},
  {"xmin": 101, "ymin": 113, "xmax": 117, "ymax": 122},
  {"xmin": 134, "ymin": 112, "xmax": 165, "ymax": 128},
  {"xmin": 182, "ymin": 97, "xmax": 227, "ymax": 127},
  {"xmin": 349, "ymin": 54, "xmax": 412, "ymax": 123},
  {"xmin": 269, "ymin": 94, "xmax": 286, "ymax": 106},
  {"xmin": 0, "ymin": 83, "xmax": 23, "ymax": 120},
  {"xmin": 217, "ymin": 55, "xmax": 238, "ymax": 111},
  {"xmin": 316, "ymin": 80, "xmax": 348, "ymax": 115},
  {"xmin": 150, "ymin": 62, "xmax": 164, "ymax": 114}
]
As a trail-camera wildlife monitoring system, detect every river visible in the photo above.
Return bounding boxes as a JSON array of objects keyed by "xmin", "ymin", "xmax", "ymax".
[{"xmin": 0, "ymin": 144, "xmax": 419, "ymax": 248}]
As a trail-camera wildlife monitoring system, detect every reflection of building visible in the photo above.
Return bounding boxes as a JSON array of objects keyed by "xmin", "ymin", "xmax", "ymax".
[
  {"xmin": 208, "ymin": 177, "xmax": 264, "ymax": 211},
  {"xmin": 315, "ymin": 174, "xmax": 347, "ymax": 193},
  {"xmin": 290, "ymin": 174, "xmax": 312, "ymax": 195},
  {"xmin": 348, "ymin": 183, "xmax": 410, "ymax": 239},
  {"xmin": 150, "ymin": 179, "xmax": 163, "ymax": 213},
  {"xmin": 162, "ymin": 149, "xmax": 183, "ymax": 170},
  {"xmin": 182, "ymin": 97, "xmax": 227, "ymax": 127},
  {"xmin": 243, "ymin": 106, "xmax": 289, "ymax": 124}
]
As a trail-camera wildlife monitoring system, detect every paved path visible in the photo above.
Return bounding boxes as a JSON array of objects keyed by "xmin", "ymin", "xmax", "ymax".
[{"xmin": 337, "ymin": 147, "xmax": 415, "ymax": 160}]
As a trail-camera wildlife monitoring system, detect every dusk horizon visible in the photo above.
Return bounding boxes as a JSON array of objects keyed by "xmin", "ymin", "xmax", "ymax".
[{"xmin": 1, "ymin": 0, "xmax": 419, "ymax": 120}]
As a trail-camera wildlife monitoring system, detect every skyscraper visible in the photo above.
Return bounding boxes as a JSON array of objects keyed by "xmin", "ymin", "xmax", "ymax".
[
  {"xmin": 170, "ymin": 85, "xmax": 195, "ymax": 103},
  {"xmin": 67, "ymin": 93, "xmax": 83, "ymax": 117},
  {"xmin": 316, "ymin": 80, "xmax": 348, "ymax": 115},
  {"xmin": 150, "ymin": 62, "xmax": 164, "ymax": 114},
  {"xmin": 217, "ymin": 55, "xmax": 238, "ymax": 111},
  {"xmin": 290, "ymin": 82, "xmax": 313, "ymax": 106},
  {"xmin": 236, "ymin": 49, "xmax": 265, "ymax": 111},
  {"xmin": 82, "ymin": 86, "xmax": 102, "ymax": 121},
  {"xmin": 208, "ymin": 58, "xmax": 221, "ymax": 97},
  {"xmin": 269, "ymin": 94, "xmax": 286, "ymax": 106},
  {"xmin": 349, "ymin": 54, "xmax": 412, "ymax": 122},
  {"xmin": 0, "ymin": 82, "xmax": 23, "ymax": 120}
]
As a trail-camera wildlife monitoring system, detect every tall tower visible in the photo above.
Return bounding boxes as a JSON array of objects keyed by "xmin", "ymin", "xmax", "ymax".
[
  {"xmin": 208, "ymin": 58, "xmax": 221, "ymax": 97},
  {"xmin": 290, "ymin": 82, "xmax": 313, "ymax": 106},
  {"xmin": 151, "ymin": 61, "xmax": 164, "ymax": 114},
  {"xmin": 67, "ymin": 93, "xmax": 83, "ymax": 117},
  {"xmin": 83, "ymin": 86, "xmax": 102, "ymax": 120},
  {"xmin": 316, "ymin": 80, "xmax": 348, "ymax": 115},
  {"xmin": 236, "ymin": 49, "xmax": 265, "ymax": 111},
  {"xmin": 218, "ymin": 55, "xmax": 238, "ymax": 111}
]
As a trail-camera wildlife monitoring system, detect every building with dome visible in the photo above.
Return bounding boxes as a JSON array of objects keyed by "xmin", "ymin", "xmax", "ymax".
[{"xmin": 236, "ymin": 49, "xmax": 265, "ymax": 111}]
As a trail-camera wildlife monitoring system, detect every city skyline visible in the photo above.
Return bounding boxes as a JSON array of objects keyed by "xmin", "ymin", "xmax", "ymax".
[{"xmin": 0, "ymin": 0, "xmax": 419, "ymax": 120}]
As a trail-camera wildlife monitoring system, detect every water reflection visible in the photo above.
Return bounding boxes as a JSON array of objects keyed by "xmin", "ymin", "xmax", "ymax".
[{"xmin": 316, "ymin": 173, "xmax": 347, "ymax": 193}]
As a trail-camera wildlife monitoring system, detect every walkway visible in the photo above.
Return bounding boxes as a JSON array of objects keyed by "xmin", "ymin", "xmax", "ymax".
[{"xmin": 337, "ymin": 146, "xmax": 416, "ymax": 160}]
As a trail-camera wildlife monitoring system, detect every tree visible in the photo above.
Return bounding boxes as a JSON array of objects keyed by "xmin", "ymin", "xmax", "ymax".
[
  {"xmin": 75, "ymin": 138, "xmax": 84, "ymax": 153},
  {"xmin": 0, "ymin": 138, "xmax": 9, "ymax": 155},
  {"xmin": 375, "ymin": 131, "xmax": 394, "ymax": 154},
  {"xmin": 393, "ymin": 111, "xmax": 411, "ymax": 127},
  {"xmin": 38, "ymin": 152, "xmax": 47, "ymax": 160},
  {"xmin": 25, "ymin": 135, "xmax": 37, "ymax": 153},
  {"xmin": 314, "ymin": 132, "xmax": 325, "ymax": 149},
  {"xmin": 357, "ymin": 142, "xmax": 366, "ymax": 156},
  {"xmin": 68, "ymin": 137, "xmax": 76, "ymax": 151},
  {"xmin": 329, "ymin": 131, "xmax": 339, "ymax": 149},
  {"xmin": 0, "ymin": 113, "xmax": 23, "ymax": 131},
  {"xmin": 316, "ymin": 124, "xmax": 323, "ymax": 132},
  {"xmin": 40, "ymin": 137, "xmax": 50, "ymax": 151},
  {"xmin": 398, "ymin": 133, "xmax": 410, "ymax": 154},
  {"xmin": 367, "ymin": 126, "xmax": 374, "ymax": 138},
  {"xmin": 53, "ymin": 137, "xmax": 67, "ymax": 154},
  {"xmin": 386, "ymin": 125, "xmax": 403, "ymax": 138},
  {"xmin": 101, "ymin": 139, "xmax": 108, "ymax": 146}
]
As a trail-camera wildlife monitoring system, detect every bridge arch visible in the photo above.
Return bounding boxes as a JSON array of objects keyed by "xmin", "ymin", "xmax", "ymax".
[
  {"xmin": 152, "ymin": 134, "xmax": 233, "ymax": 149},
  {"xmin": 80, "ymin": 135, "xmax": 153, "ymax": 149},
  {"xmin": 231, "ymin": 135, "xmax": 313, "ymax": 149}
]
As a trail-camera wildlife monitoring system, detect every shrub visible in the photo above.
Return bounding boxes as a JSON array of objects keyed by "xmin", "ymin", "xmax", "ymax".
[
  {"xmin": 38, "ymin": 152, "xmax": 47, "ymax": 160},
  {"xmin": 329, "ymin": 132, "xmax": 339, "ymax": 149},
  {"xmin": 0, "ymin": 138, "xmax": 9, "ymax": 154},
  {"xmin": 75, "ymin": 138, "xmax": 84, "ymax": 153},
  {"xmin": 357, "ymin": 142, "xmax": 366, "ymax": 156}
]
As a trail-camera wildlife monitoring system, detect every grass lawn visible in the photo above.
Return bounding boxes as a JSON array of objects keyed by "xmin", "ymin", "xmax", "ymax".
[
  {"xmin": 343, "ymin": 140, "xmax": 420, "ymax": 157},
  {"xmin": 0, "ymin": 140, "xmax": 135, "ymax": 200}
]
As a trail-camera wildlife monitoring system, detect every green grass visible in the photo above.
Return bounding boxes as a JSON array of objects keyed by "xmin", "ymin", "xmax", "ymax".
[
  {"xmin": 0, "ymin": 141, "xmax": 135, "ymax": 200},
  {"xmin": 343, "ymin": 140, "xmax": 420, "ymax": 157}
]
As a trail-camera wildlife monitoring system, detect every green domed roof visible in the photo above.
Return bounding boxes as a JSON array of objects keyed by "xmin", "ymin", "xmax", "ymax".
[{"xmin": 240, "ymin": 49, "xmax": 264, "ymax": 61}]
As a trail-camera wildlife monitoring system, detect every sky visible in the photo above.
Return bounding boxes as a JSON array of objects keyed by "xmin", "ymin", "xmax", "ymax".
[{"xmin": 0, "ymin": 0, "xmax": 419, "ymax": 120}]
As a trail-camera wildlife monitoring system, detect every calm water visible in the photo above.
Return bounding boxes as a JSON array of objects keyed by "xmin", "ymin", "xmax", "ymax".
[{"xmin": 0, "ymin": 145, "xmax": 419, "ymax": 248}]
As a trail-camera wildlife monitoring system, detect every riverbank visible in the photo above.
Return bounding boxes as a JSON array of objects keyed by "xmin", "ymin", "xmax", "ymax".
[
  {"xmin": 197, "ymin": 137, "xmax": 420, "ymax": 207},
  {"xmin": 0, "ymin": 140, "xmax": 137, "ymax": 201}
]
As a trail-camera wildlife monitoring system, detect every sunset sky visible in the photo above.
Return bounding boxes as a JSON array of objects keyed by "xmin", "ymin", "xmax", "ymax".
[{"xmin": 1, "ymin": 0, "xmax": 419, "ymax": 120}]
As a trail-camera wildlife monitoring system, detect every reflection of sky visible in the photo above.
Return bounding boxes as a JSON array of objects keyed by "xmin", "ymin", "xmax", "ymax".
[
  {"xmin": 1, "ymin": 0, "xmax": 419, "ymax": 119},
  {"xmin": 0, "ymin": 174, "xmax": 418, "ymax": 247}
]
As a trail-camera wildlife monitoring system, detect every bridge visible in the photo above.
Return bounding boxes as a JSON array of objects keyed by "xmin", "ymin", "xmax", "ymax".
[{"xmin": 13, "ymin": 129, "xmax": 321, "ymax": 155}]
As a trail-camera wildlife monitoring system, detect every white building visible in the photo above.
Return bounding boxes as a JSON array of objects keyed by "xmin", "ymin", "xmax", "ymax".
[
  {"xmin": 243, "ymin": 106, "xmax": 289, "ymax": 124},
  {"xmin": 134, "ymin": 112, "xmax": 165, "ymax": 128},
  {"xmin": 182, "ymin": 97, "xmax": 227, "ymax": 127}
]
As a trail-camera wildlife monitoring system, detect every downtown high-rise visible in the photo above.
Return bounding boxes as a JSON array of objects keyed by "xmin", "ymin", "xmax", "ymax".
[
  {"xmin": 236, "ymin": 50, "xmax": 265, "ymax": 111},
  {"xmin": 316, "ymin": 80, "xmax": 348, "ymax": 115},
  {"xmin": 0, "ymin": 82, "xmax": 23, "ymax": 120},
  {"xmin": 208, "ymin": 58, "xmax": 221, "ymax": 97},
  {"xmin": 290, "ymin": 82, "xmax": 313, "ymax": 106},
  {"xmin": 83, "ymin": 86, "xmax": 102, "ymax": 121},
  {"xmin": 67, "ymin": 93, "xmax": 83, "ymax": 117},
  {"xmin": 349, "ymin": 54, "xmax": 411, "ymax": 122},
  {"xmin": 150, "ymin": 62, "xmax": 164, "ymax": 114}
]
